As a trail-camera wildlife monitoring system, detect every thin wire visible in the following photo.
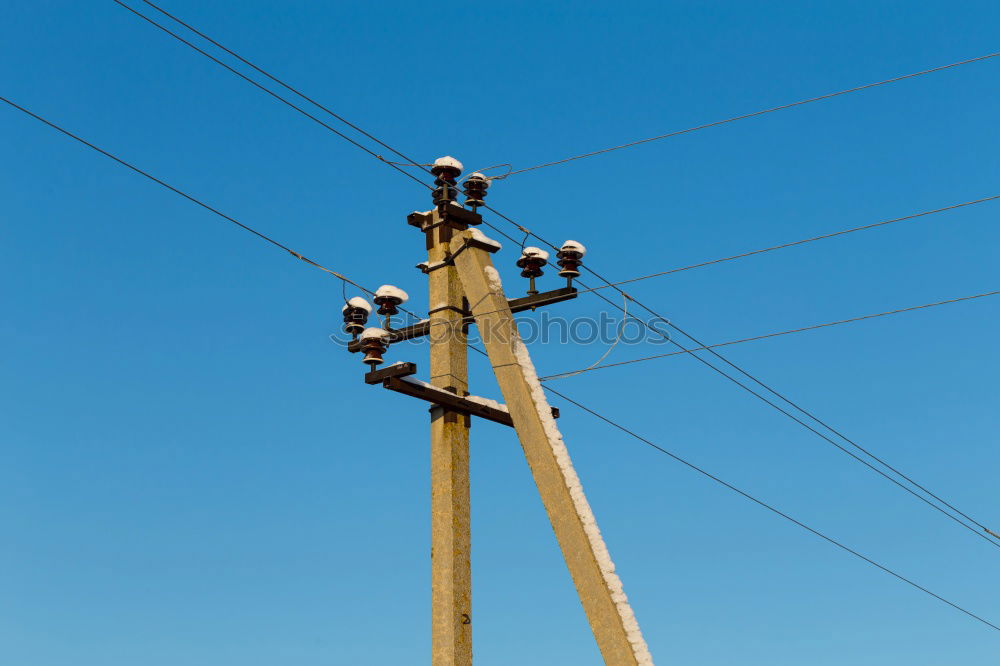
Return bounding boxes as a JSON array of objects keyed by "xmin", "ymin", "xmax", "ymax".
[
  {"xmin": 550, "ymin": 292, "xmax": 631, "ymax": 380},
  {"xmin": 120, "ymin": 0, "xmax": 1000, "ymax": 318},
  {"xmin": 672, "ymin": 310, "xmax": 999, "ymax": 538},
  {"xmin": 133, "ymin": 0, "xmax": 433, "ymax": 175},
  {"xmin": 574, "ymin": 194, "xmax": 1000, "ymax": 294},
  {"xmin": 1, "ymin": 93, "xmax": 430, "ymax": 340},
  {"xmin": 462, "ymin": 264, "xmax": 1000, "ymax": 550},
  {"xmin": 129, "ymin": 1, "xmax": 549, "ymax": 197},
  {"xmin": 404, "ymin": 189, "xmax": 998, "ymax": 344},
  {"xmin": 476, "ymin": 203, "xmax": 1000, "ymax": 545},
  {"xmin": 466, "ymin": 163, "xmax": 513, "ymax": 181},
  {"xmin": 501, "ymin": 51, "xmax": 1000, "ymax": 177},
  {"xmin": 481, "ymin": 203, "xmax": 549, "ymax": 251},
  {"xmin": 0, "ymin": 94, "xmax": 380, "ymax": 296},
  {"xmin": 493, "ymin": 191, "xmax": 999, "ymax": 547},
  {"xmin": 121, "ymin": 0, "xmax": 1000, "ymax": 374},
  {"xmin": 480, "ymin": 219, "xmax": 525, "ymax": 246},
  {"xmin": 383, "ymin": 160, "xmax": 433, "ymax": 167},
  {"xmin": 460, "ymin": 206, "xmax": 1000, "ymax": 548},
  {"xmin": 584, "ymin": 256, "xmax": 1000, "ymax": 542},
  {"xmin": 111, "ymin": 0, "xmax": 434, "ymax": 192},
  {"xmin": 118, "ymin": 0, "xmax": 998, "ymax": 379},
  {"xmin": 542, "ymin": 384, "xmax": 1000, "ymax": 633},
  {"xmin": 341, "ymin": 278, "xmax": 352, "ymax": 309},
  {"xmin": 630, "ymin": 299, "xmax": 1000, "ymax": 549},
  {"xmin": 111, "ymin": 5, "xmax": 531, "ymax": 329},
  {"xmin": 591, "ymin": 282, "xmax": 1000, "ymax": 544},
  {"xmin": 540, "ymin": 289, "xmax": 1000, "ymax": 380},
  {"xmin": 113, "ymin": 0, "xmax": 999, "ymax": 542},
  {"xmin": 518, "ymin": 230, "xmax": 532, "ymax": 252},
  {"xmin": 123, "ymin": 0, "xmax": 521, "ymax": 254}
]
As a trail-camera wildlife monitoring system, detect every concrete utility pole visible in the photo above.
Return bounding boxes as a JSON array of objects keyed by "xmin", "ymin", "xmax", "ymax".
[
  {"xmin": 427, "ymin": 200, "xmax": 473, "ymax": 665},
  {"xmin": 450, "ymin": 229, "xmax": 653, "ymax": 666},
  {"xmin": 352, "ymin": 156, "xmax": 652, "ymax": 665}
]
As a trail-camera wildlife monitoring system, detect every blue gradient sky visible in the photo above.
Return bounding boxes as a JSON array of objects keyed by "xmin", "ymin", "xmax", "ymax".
[{"xmin": 2, "ymin": 1, "xmax": 998, "ymax": 664}]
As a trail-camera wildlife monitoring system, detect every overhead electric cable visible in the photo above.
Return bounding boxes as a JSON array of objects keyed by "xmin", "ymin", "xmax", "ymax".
[
  {"xmin": 587, "ymin": 282, "xmax": 1000, "ymax": 546},
  {"xmin": 116, "ymin": 0, "xmax": 533, "ymax": 258},
  {"xmin": 0, "ymin": 95, "xmax": 377, "ymax": 298},
  {"xmin": 471, "ymin": 200, "xmax": 1000, "ymax": 547},
  {"xmin": 111, "ymin": 0, "xmax": 434, "ymax": 191},
  {"xmin": 133, "ymin": 0, "xmax": 429, "ymax": 173},
  {"xmin": 112, "ymin": 0, "xmax": 999, "ymax": 545},
  {"xmin": 106, "ymin": 3, "xmax": 1000, "ymax": 644},
  {"xmin": 542, "ymin": 384, "xmax": 1000, "ymax": 633},
  {"xmin": 501, "ymin": 52, "xmax": 1000, "ymax": 177},
  {"xmin": 540, "ymin": 289, "xmax": 1000, "ymax": 380},
  {"xmin": 576, "ymin": 194, "xmax": 1000, "ymax": 293}
]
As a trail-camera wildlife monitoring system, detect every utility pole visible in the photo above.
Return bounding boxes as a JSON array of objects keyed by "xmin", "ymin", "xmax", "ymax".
[
  {"xmin": 426, "ymin": 157, "xmax": 472, "ymax": 665},
  {"xmin": 347, "ymin": 156, "xmax": 652, "ymax": 665}
]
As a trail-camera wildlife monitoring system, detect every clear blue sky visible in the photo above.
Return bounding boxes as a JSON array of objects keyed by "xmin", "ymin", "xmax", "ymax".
[{"xmin": 2, "ymin": 1, "xmax": 998, "ymax": 664}]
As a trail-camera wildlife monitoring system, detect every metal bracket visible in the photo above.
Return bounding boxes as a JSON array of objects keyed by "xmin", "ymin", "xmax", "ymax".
[
  {"xmin": 507, "ymin": 286, "xmax": 578, "ymax": 312},
  {"xmin": 348, "ymin": 322, "xmax": 432, "ymax": 352},
  {"xmin": 364, "ymin": 362, "xmax": 558, "ymax": 426},
  {"xmin": 346, "ymin": 286, "xmax": 578, "ymax": 353},
  {"xmin": 364, "ymin": 361, "xmax": 418, "ymax": 385},
  {"xmin": 415, "ymin": 241, "xmax": 472, "ymax": 274},
  {"xmin": 427, "ymin": 304, "xmax": 471, "ymax": 317},
  {"xmin": 416, "ymin": 259, "xmax": 451, "ymax": 274},
  {"xmin": 407, "ymin": 206, "xmax": 482, "ymax": 233}
]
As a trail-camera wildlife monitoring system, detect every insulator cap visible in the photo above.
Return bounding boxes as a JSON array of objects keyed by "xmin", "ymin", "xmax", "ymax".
[
  {"xmin": 558, "ymin": 240, "xmax": 587, "ymax": 257},
  {"xmin": 341, "ymin": 296, "xmax": 373, "ymax": 314},
  {"xmin": 516, "ymin": 246, "xmax": 549, "ymax": 278},
  {"xmin": 374, "ymin": 285, "xmax": 409, "ymax": 316},
  {"xmin": 341, "ymin": 297, "xmax": 371, "ymax": 336},
  {"xmin": 359, "ymin": 327, "xmax": 390, "ymax": 342},
  {"xmin": 463, "ymin": 172, "xmax": 489, "ymax": 207},
  {"xmin": 431, "ymin": 156, "xmax": 462, "ymax": 206},
  {"xmin": 520, "ymin": 247, "xmax": 550, "ymax": 262},
  {"xmin": 431, "ymin": 156, "xmax": 463, "ymax": 177},
  {"xmin": 556, "ymin": 241, "xmax": 587, "ymax": 278},
  {"xmin": 359, "ymin": 327, "xmax": 390, "ymax": 367},
  {"xmin": 556, "ymin": 240, "xmax": 585, "ymax": 278}
]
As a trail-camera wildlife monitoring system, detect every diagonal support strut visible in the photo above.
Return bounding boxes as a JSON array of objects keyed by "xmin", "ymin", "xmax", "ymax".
[{"xmin": 449, "ymin": 230, "xmax": 654, "ymax": 666}]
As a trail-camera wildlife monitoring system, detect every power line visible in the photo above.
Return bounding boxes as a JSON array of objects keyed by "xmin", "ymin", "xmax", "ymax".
[
  {"xmin": 590, "ymin": 283, "xmax": 1000, "ymax": 547},
  {"xmin": 574, "ymin": 194, "xmax": 1000, "ymax": 294},
  {"xmin": 112, "ymin": 0, "xmax": 999, "ymax": 547},
  {"xmin": 111, "ymin": 2, "xmax": 960, "ymax": 644},
  {"xmin": 0, "ymin": 95, "xmax": 376, "ymax": 297},
  {"xmin": 13, "ymin": 86, "xmax": 996, "ymax": 638},
  {"xmin": 117, "ymin": 0, "xmax": 1000, "ymax": 293},
  {"xmin": 421, "ymin": 193, "xmax": 1000, "ymax": 369},
  {"xmin": 111, "ymin": 0, "xmax": 433, "ymax": 192},
  {"xmin": 117, "ymin": 1, "xmax": 1000, "ymax": 307},
  {"xmin": 117, "ymin": 0, "xmax": 998, "ymax": 369},
  {"xmin": 50, "ymin": 3, "xmax": 1000, "ymax": 628},
  {"xmin": 501, "ymin": 51, "xmax": 1000, "ymax": 177},
  {"xmin": 474, "ymin": 201, "xmax": 1000, "ymax": 548},
  {"xmin": 117, "ymin": 0, "xmax": 531, "ymax": 270},
  {"xmin": 540, "ymin": 289, "xmax": 1000, "ymax": 380},
  {"xmin": 133, "ymin": 0, "xmax": 430, "ymax": 174},
  {"xmin": 541, "ymin": 384, "xmax": 1000, "ymax": 633},
  {"xmin": 123, "ymin": 0, "xmax": 1000, "ymax": 403}
]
